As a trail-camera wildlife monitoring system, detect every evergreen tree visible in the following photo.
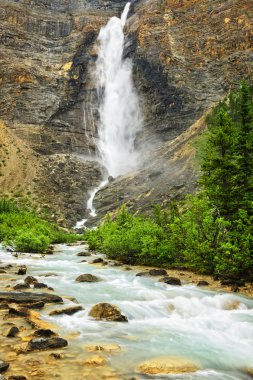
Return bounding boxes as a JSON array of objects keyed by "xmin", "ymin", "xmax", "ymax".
[
  {"xmin": 233, "ymin": 81, "xmax": 253, "ymax": 213},
  {"xmin": 200, "ymin": 106, "xmax": 237, "ymax": 218},
  {"xmin": 201, "ymin": 81, "xmax": 253, "ymax": 219}
]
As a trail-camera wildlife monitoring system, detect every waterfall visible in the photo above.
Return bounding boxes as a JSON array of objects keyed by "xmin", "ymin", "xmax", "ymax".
[
  {"xmin": 95, "ymin": 2, "xmax": 142, "ymax": 178},
  {"xmin": 76, "ymin": 2, "xmax": 142, "ymax": 225}
]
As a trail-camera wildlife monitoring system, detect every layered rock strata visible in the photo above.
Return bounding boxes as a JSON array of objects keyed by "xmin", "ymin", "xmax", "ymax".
[{"xmin": 0, "ymin": 0, "xmax": 252, "ymax": 225}]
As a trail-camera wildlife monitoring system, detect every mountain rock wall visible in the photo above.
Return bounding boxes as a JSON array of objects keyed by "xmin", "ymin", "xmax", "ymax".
[{"xmin": 0, "ymin": 0, "xmax": 252, "ymax": 226}]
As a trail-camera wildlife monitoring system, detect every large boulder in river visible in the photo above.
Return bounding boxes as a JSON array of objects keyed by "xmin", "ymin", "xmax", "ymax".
[
  {"xmin": 75, "ymin": 274, "xmax": 101, "ymax": 283},
  {"xmin": 89, "ymin": 303, "xmax": 128, "ymax": 322},
  {"xmin": 137, "ymin": 356, "xmax": 199, "ymax": 375}
]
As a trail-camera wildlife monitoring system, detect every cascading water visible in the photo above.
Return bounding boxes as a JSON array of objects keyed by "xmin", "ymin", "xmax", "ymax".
[
  {"xmin": 81, "ymin": 2, "xmax": 142, "ymax": 220},
  {"xmin": 96, "ymin": 2, "xmax": 142, "ymax": 178}
]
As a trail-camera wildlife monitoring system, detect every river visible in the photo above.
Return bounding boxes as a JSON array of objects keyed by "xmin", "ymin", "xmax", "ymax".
[{"xmin": 0, "ymin": 244, "xmax": 253, "ymax": 379}]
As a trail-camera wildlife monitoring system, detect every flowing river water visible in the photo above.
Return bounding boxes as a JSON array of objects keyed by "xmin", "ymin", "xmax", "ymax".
[{"xmin": 1, "ymin": 243, "xmax": 253, "ymax": 379}]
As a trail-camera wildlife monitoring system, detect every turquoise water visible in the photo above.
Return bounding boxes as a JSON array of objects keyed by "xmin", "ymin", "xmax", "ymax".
[{"xmin": 1, "ymin": 244, "xmax": 253, "ymax": 379}]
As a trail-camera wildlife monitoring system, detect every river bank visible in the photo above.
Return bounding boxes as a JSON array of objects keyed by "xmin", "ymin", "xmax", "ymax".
[
  {"xmin": 123, "ymin": 263, "xmax": 253, "ymax": 299},
  {"xmin": 0, "ymin": 243, "xmax": 253, "ymax": 380}
]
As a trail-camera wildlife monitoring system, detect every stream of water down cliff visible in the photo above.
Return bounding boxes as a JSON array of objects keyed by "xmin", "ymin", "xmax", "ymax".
[
  {"xmin": 83, "ymin": 2, "xmax": 142, "ymax": 220},
  {"xmin": 1, "ymin": 244, "xmax": 253, "ymax": 379}
]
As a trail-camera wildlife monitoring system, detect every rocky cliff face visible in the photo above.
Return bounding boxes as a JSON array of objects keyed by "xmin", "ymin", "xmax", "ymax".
[
  {"xmin": 129, "ymin": 0, "xmax": 253, "ymax": 140},
  {"xmin": 0, "ymin": 0, "xmax": 252, "ymax": 226}
]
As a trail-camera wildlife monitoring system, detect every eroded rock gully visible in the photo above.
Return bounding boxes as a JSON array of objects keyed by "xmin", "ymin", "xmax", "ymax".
[{"xmin": 0, "ymin": 0, "xmax": 252, "ymax": 225}]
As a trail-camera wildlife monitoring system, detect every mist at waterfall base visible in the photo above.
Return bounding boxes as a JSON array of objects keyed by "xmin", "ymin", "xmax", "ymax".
[
  {"xmin": 76, "ymin": 2, "xmax": 142, "ymax": 225},
  {"xmin": 1, "ymin": 244, "xmax": 253, "ymax": 379}
]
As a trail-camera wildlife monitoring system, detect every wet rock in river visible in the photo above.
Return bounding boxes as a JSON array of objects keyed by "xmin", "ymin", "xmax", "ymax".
[
  {"xmin": 49, "ymin": 353, "xmax": 63, "ymax": 360},
  {"xmin": 33, "ymin": 329, "xmax": 56, "ymax": 338},
  {"xmin": 85, "ymin": 343, "xmax": 121, "ymax": 353},
  {"xmin": 75, "ymin": 274, "xmax": 101, "ymax": 283},
  {"xmin": 111, "ymin": 262, "xmax": 122, "ymax": 267},
  {"xmin": 149, "ymin": 269, "xmax": 167, "ymax": 276},
  {"xmin": 16, "ymin": 266, "xmax": 27, "ymax": 275},
  {"xmin": 28, "ymin": 337, "xmax": 68, "ymax": 351},
  {"xmin": 8, "ymin": 305, "xmax": 29, "ymax": 317},
  {"xmin": 24, "ymin": 276, "xmax": 38, "ymax": 285},
  {"xmin": 136, "ymin": 272, "xmax": 149, "ymax": 277},
  {"xmin": 159, "ymin": 277, "xmax": 182, "ymax": 286},
  {"xmin": 5, "ymin": 326, "xmax": 19, "ymax": 338},
  {"xmin": 23, "ymin": 301, "xmax": 45, "ymax": 310},
  {"xmin": 223, "ymin": 300, "xmax": 242, "ymax": 310},
  {"xmin": 92, "ymin": 258, "xmax": 104, "ymax": 264},
  {"xmin": 0, "ymin": 292, "xmax": 63, "ymax": 304},
  {"xmin": 83, "ymin": 354, "xmax": 107, "ymax": 366},
  {"xmin": 89, "ymin": 303, "xmax": 128, "ymax": 322},
  {"xmin": 44, "ymin": 246, "xmax": 54, "ymax": 255},
  {"xmin": 197, "ymin": 280, "xmax": 209, "ymax": 286},
  {"xmin": 137, "ymin": 356, "xmax": 199, "ymax": 375},
  {"xmin": 0, "ymin": 264, "xmax": 12, "ymax": 269},
  {"xmin": 27, "ymin": 310, "xmax": 56, "ymax": 330},
  {"xmin": 34, "ymin": 283, "xmax": 49, "ymax": 289},
  {"xmin": 43, "ymin": 273, "xmax": 58, "ymax": 277},
  {"xmin": 13, "ymin": 283, "xmax": 30, "ymax": 290},
  {"xmin": 0, "ymin": 360, "xmax": 9, "ymax": 373},
  {"xmin": 77, "ymin": 252, "xmax": 91, "ymax": 257},
  {"xmin": 49, "ymin": 306, "xmax": 84, "ymax": 316},
  {"xmin": 245, "ymin": 368, "xmax": 253, "ymax": 377}
]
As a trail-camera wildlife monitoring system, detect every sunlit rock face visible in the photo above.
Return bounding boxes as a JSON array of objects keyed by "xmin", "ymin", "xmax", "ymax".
[
  {"xmin": 0, "ymin": 0, "xmax": 252, "ymax": 225},
  {"xmin": 0, "ymin": 0, "xmax": 126, "ymax": 155},
  {"xmin": 127, "ymin": 0, "xmax": 253, "ymax": 142}
]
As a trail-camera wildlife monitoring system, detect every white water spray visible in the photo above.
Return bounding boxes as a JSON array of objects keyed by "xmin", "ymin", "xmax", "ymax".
[{"xmin": 96, "ymin": 2, "xmax": 142, "ymax": 177}]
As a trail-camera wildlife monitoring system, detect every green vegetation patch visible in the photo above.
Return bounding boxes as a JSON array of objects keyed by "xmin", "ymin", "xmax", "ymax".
[{"xmin": 0, "ymin": 197, "xmax": 81, "ymax": 253}]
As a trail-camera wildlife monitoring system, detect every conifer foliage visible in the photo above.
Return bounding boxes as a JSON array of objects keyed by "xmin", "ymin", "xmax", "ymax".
[{"xmin": 201, "ymin": 80, "xmax": 253, "ymax": 219}]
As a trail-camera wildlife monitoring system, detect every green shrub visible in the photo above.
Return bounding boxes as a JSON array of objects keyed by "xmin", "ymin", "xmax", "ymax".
[
  {"xmin": 14, "ymin": 230, "xmax": 50, "ymax": 253},
  {"xmin": 0, "ymin": 196, "xmax": 81, "ymax": 253}
]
